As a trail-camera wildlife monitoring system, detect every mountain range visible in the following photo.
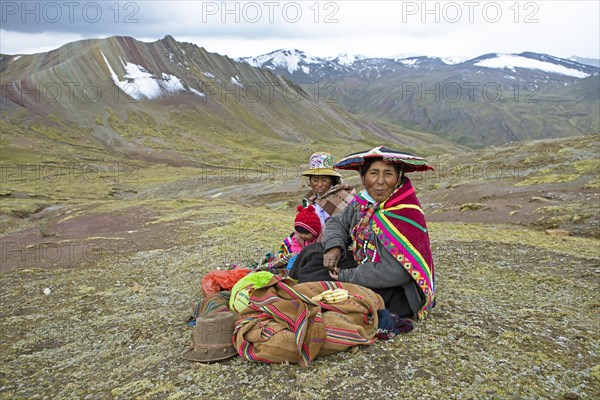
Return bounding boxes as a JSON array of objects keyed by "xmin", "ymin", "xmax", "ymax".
[
  {"xmin": 1, "ymin": 36, "xmax": 598, "ymax": 169},
  {"xmin": 569, "ymin": 56, "xmax": 600, "ymax": 68},
  {"xmin": 239, "ymin": 49, "xmax": 599, "ymax": 146},
  {"xmin": 0, "ymin": 35, "xmax": 468, "ymax": 168},
  {"xmin": 239, "ymin": 49, "xmax": 599, "ymax": 82}
]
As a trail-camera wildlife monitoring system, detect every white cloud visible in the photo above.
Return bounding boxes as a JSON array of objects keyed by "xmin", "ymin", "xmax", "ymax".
[
  {"xmin": 0, "ymin": 30, "xmax": 91, "ymax": 55},
  {"xmin": 1, "ymin": 1, "xmax": 598, "ymax": 59}
]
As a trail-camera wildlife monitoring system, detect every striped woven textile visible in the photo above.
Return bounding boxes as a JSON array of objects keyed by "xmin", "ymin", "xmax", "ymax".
[
  {"xmin": 304, "ymin": 182, "xmax": 356, "ymax": 221},
  {"xmin": 193, "ymin": 290, "xmax": 232, "ymax": 320},
  {"xmin": 232, "ymin": 276, "xmax": 384, "ymax": 367}
]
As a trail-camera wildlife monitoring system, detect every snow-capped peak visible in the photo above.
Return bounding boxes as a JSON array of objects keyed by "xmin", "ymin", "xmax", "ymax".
[
  {"xmin": 239, "ymin": 49, "xmax": 324, "ymax": 74},
  {"xmin": 474, "ymin": 53, "xmax": 590, "ymax": 78},
  {"xmin": 330, "ymin": 53, "xmax": 367, "ymax": 66},
  {"xmin": 441, "ymin": 56, "xmax": 467, "ymax": 65},
  {"xmin": 237, "ymin": 49, "xmax": 597, "ymax": 81},
  {"xmin": 569, "ymin": 56, "xmax": 600, "ymax": 68},
  {"xmin": 398, "ymin": 58, "xmax": 419, "ymax": 66},
  {"xmin": 383, "ymin": 53, "xmax": 419, "ymax": 61}
]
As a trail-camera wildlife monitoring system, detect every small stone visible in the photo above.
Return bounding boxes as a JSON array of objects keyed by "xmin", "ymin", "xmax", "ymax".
[
  {"xmin": 459, "ymin": 203, "xmax": 484, "ymax": 211},
  {"xmin": 43, "ymin": 288, "xmax": 52, "ymax": 295},
  {"xmin": 132, "ymin": 282, "xmax": 146, "ymax": 293},
  {"xmin": 529, "ymin": 196, "xmax": 551, "ymax": 203},
  {"xmin": 545, "ymin": 229, "xmax": 571, "ymax": 237},
  {"xmin": 563, "ymin": 392, "xmax": 580, "ymax": 400}
]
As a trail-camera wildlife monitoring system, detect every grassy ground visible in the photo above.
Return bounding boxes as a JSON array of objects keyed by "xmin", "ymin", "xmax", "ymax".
[
  {"xmin": 1, "ymin": 135, "xmax": 599, "ymax": 398},
  {"xmin": 0, "ymin": 203, "xmax": 599, "ymax": 399}
]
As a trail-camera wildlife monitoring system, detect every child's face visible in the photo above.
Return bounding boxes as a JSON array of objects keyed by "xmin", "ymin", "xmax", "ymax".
[{"xmin": 296, "ymin": 231, "xmax": 316, "ymax": 242}]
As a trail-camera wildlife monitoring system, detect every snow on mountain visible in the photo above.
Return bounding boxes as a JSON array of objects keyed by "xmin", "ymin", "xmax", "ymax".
[
  {"xmin": 238, "ymin": 49, "xmax": 598, "ymax": 84},
  {"xmin": 397, "ymin": 58, "xmax": 419, "ymax": 66},
  {"xmin": 569, "ymin": 56, "xmax": 600, "ymax": 68},
  {"xmin": 189, "ymin": 88, "xmax": 206, "ymax": 97},
  {"xmin": 331, "ymin": 53, "xmax": 367, "ymax": 66},
  {"xmin": 442, "ymin": 56, "xmax": 467, "ymax": 65},
  {"xmin": 240, "ymin": 49, "xmax": 323, "ymax": 74},
  {"xmin": 398, "ymin": 58, "xmax": 419, "ymax": 66},
  {"xmin": 475, "ymin": 54, "xmax": 590, "ymax": 78},
  {"xmin": 101, "ymin": 50, "xmax": 160, "ymax": 100},
  {"xmin": 159, "ymin": 73, "xmax": 185, "ymax": 93},
  {"xmin": 240, "ymin": 49, "xmax": 463, "ymax": 75},
  {"xmin": 100, "ymin": 50, "xmax": 203, "ymax": 99},
  {"xmin": 230, "ymin": 76, "xmax": 243, "ymax": 87}
]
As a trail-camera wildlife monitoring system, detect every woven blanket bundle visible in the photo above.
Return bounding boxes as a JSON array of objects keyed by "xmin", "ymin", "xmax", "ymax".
[{"xmin": 233, "ymin": 276, "xmax": 385, "ymax": 366}]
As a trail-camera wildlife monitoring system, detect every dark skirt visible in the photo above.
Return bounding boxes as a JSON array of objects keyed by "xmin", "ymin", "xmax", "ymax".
[{"xmin": 289, "ymin": 243, "xmax": 415, "ymax": 318}]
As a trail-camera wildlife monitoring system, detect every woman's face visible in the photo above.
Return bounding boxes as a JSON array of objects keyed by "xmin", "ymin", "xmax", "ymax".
[
  {"xmin": 362, "ymin": 160, "xmax": 399, "ymax": 203},
  {"xmin": 309, "ymin": 175, "xmax": 333, "ymax": 197}
]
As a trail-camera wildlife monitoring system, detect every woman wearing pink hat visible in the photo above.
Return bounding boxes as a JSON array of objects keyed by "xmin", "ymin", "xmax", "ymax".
[{"xmin": 300, "ymin": 152, "xmax": 356, "ymax": 227}]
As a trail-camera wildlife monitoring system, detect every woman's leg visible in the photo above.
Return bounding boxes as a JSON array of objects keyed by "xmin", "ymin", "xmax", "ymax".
[{"xmin": 373, "ymin": 287, "xmax": 413, "ymax": 317}]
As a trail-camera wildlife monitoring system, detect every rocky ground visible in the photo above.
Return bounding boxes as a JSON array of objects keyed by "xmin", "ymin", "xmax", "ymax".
[{"xmin": 1, "ymin": 135, "xmax": 599, "ymax": 398}]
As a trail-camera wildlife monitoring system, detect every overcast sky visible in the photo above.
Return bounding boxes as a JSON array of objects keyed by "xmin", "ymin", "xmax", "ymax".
[{"xmin": 1, "ymin": 1, "xmax": 598, "ymax": 60}]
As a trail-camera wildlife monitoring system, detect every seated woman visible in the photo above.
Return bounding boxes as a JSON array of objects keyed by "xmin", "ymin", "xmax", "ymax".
[
  {"xmin": 289, "ymin": 146, "xmax": 435, "ymax": 320},
  {"xmin": 301, "ymin": 152, "xmax": 356, "ymax": 227}
]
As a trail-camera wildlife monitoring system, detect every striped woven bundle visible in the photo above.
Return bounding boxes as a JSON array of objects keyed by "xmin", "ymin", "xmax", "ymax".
[
  {"xmin": 232, "ymin": 276, "xmax": 385, "ymax": 367},
  {"xmin": 193, "ymin": 290, "xmax": 232, "ymax": 320},
  {"xmin": 334, "ymin": 146, "xmax": 433, "ymax": 173}
]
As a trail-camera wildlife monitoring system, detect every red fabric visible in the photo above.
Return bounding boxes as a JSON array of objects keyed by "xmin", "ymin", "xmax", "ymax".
[{"xmin": 201, "ymin": 268, "xmax": 252, "ymax": 296}]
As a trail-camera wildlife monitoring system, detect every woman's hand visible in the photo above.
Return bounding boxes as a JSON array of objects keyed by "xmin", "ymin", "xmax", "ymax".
[
  {"xmin": 328, "ymin": 267, "xmax": 339, "ymax": 280},
  {"xmin": 323, "ymin": 247, "xmax": 341, "ymax": 271}
]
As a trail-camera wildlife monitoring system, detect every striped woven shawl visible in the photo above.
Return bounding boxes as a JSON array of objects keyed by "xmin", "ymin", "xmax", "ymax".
[
  {"xmin": 304, "ymin": 183, "xmax": 356, "ymax": 221},
  {"xmin": 354, "ymin": 178, "xmax": 435, "ymax": 319}
]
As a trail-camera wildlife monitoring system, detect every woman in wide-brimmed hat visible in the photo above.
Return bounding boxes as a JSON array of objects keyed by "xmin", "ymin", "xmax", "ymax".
[
  {"xmin": 290, "ymin": 146, "xmax": 435, "ymax": 320},
  {"xmin": 301, "ymin": 152, "xmax": 356, "ymax": 226}
]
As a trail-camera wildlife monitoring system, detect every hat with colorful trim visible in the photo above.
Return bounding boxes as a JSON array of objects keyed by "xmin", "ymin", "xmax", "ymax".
[{"xmin": 334, "ymin": 146, "xmax": 433, "ymax": 173}]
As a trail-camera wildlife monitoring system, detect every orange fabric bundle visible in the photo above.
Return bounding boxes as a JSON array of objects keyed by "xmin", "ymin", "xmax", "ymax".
[{"xmin": 201, "ymin": 268, "xmax": 252, "ymax": 296}]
